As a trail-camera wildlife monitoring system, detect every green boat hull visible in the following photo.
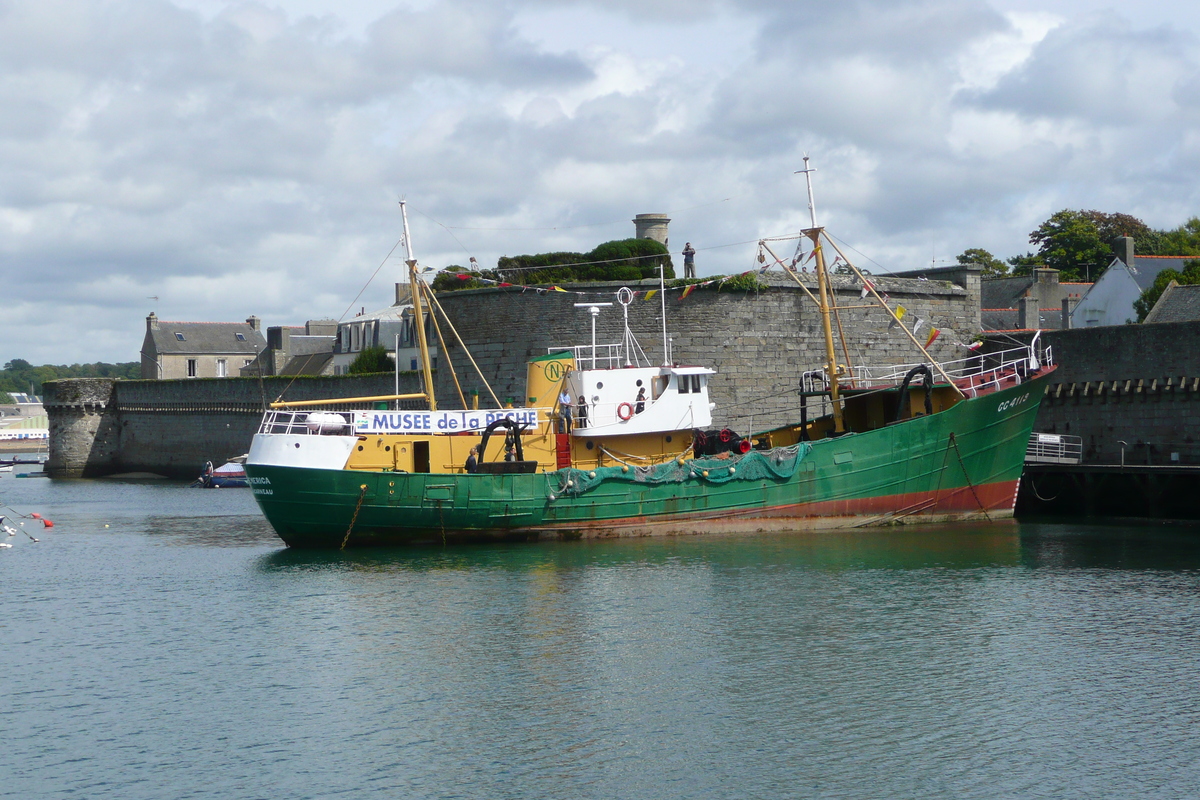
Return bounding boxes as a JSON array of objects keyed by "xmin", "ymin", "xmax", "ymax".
[{"xmin": 246, "ymin": 372, "xmax": 1050, "ymax": 547}]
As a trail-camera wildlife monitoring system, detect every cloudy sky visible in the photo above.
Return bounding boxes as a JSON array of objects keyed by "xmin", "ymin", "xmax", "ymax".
[{"xmin": 3, "ymin": 0, "xmax": 1200, "ymax": 366}]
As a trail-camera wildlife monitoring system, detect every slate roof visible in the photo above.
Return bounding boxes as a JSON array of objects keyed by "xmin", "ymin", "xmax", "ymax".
[
  {"xmin": 981, "ymin": 308, "xmax": 1069, "ymax": 332},
  {"xmin": 1143, "ymin": 282, "xmax": 1200, "ymax": 324},
  {"xmin": 147, "ymin": 321, "xmax": 265, "ymax": 355},
  {"xmin": 279, "ymin": 352, "xmax": 334, "ymax": 375},
  {"xmin": 1123, "ymin": 255, "xmax": 1199, "ymax": 291},
  {"xmin": 981, "ymin": 277, "xmax": 1034, "ymax": 310}
]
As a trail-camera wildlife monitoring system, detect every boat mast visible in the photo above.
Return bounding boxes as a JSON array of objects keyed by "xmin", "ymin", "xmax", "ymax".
[
  {"xmin": 400, "ymin": 200, "xmax": 437, "ymax": 411},
  {"xmin": 797, "ymin": 157, "xmax": 846, "ymax": 435}
]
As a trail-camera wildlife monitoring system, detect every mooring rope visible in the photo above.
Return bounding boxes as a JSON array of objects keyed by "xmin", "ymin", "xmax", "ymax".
[{"xmin": 949, "ymin": 432, "xmax": 992, "ymax": 522}]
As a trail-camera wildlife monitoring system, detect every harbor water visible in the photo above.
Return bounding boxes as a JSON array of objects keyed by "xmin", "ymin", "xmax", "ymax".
[{"xmin": 3, "ymin": 473, "xmax": 1199, "ymax": 799}]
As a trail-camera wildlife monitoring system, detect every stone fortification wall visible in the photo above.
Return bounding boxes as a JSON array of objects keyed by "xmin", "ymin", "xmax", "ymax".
[
  {"xmin": 432, "ymin": 270, "xmax": 981, "ymax": 435},
  {"xmin": 1030, "ymin": 322, "xmax": 1200, "ymax": 465},
  {"xmin": 46, "ymin": 374, "xmax": 417, "ymax": 478}
]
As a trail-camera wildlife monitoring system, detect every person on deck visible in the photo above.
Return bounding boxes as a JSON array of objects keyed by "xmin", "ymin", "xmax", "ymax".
[
  {"xmin": 559, "ymin": 388, "xmax": 572, "ymax": 433},
  {"xmin": 465, "ymin": 446, "xmax": 478, "ymax": 474},
  {"xmin": 576, "ymin": 394, "xmax": 588, "ymax": 428},
  {"xmin": 635, "ymin": 386, "xmax": 646, "ymax": 414},
  {"xmin": 682, "ymin": 243, "xmax": 696, "ymax": 279}
]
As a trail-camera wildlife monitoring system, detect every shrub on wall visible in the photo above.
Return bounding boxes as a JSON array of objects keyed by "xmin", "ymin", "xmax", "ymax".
[{"xmin": 432, "ymin": 238, "xmax": 674, "ymax": 292}]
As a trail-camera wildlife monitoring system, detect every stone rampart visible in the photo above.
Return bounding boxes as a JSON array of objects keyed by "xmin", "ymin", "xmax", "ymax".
[
  {"xmin": 46, "ymin": 374, "xmax": 419, "ymax": 478},
  {"xmin": 432, "ymin": 271, "xmax": 980, "ymax": 434},
  {"xmin": 990, "ymin": 322, "xmax": 1200, "ymax": 464}
]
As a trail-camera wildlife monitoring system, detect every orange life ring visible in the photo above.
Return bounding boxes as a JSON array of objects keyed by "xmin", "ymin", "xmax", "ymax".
[{"xmin": 617, "ymin": 402, "xmax": 634, "ymax": 421}]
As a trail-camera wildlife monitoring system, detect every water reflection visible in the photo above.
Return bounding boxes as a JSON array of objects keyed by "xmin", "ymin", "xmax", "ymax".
[{"xmin": 253, "ymin": 524, "xmax": 1025, "ymax": 575}]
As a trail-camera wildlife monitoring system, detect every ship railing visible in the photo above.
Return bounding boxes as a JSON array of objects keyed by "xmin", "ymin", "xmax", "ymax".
[
  {"xmin": 850, "ymin": 343, "xmax": 1054, "ymax": 389},
  {"xmin": 1026, "ymin": 433, "xmax": 1082, "ymax": 464},
  {"xmin": 549, "ymin": 344, "xmax": 623, "ymax": 370},
  {"xmin": 257, "ymin": 409, "xmax": 354, "ymax": 436}
]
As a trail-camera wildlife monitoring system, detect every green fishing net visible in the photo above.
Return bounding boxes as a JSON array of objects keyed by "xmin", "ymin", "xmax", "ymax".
[{"xmin": 550, "ymin": 444, "xmax": 812, "ymax": 497}]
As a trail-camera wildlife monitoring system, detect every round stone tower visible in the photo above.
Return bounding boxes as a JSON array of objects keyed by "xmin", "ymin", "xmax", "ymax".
[{"xmin": 633, "ymin": 213, "xmax": 670, "ymax": 245}]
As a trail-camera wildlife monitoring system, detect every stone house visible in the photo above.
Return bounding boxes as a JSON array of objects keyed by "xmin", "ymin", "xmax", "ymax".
[
  {"xmin": 1070, "ymin": 237, "xmax": 1198, "ymax": 327},
  {"xmin": 239, "ymin": 320, "xmax": 337, "ymax": 377},
  {"xmin": 980, "ymin": 268, "xmax": 1091, "ymax": 332},
  {"xmin": 140, "ymin": 313, "xmax": 267, "ymax": 379},
  {"xmin": 332, "ymin": 283, "xmax": 438, "ymax": 375},
  {"xmin": 1143, "ymin": 282, "xmax": 1200, "ymax": 324}
]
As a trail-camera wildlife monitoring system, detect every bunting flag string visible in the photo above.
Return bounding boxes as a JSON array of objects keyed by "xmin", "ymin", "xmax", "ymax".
[{"xmin": 925, "ymin": 328, "xmax": 941, "ymax": 348}]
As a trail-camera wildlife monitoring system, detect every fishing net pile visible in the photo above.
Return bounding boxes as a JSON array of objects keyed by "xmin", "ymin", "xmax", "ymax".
[{"xmin": 551, "ymin": 443, "xmax": 811, "ymax": 497}]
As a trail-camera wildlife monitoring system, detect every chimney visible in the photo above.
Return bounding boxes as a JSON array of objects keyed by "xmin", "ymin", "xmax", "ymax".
[
  {"xmin": 395, "ymin": 282, "xmax": 412, "ymax": 306},
  {"xmin": 1061, "ymin": 295, "xmax": 1079, "ymax": 329},
  {"xmin": 146, "ymin": 312, "xmax": 159, "ymax": 331},
  {"xmin": 246, "ymin": 315, "xmax": 261, "ymax": 331},
  {"xmin": 1113, "ymin": 236, "xmax": 1135, "ymax": 267},
  {"xmin": 633, "ymin": 213, "xmax": 670, "ymax": 244},
  {"xmin": 1018, "ymin": 296, "xmax": 1039, "ymax": 330},
  {"xmin": 1034, "ymin": 268, "xmax": 1059, "ymax": 286}
]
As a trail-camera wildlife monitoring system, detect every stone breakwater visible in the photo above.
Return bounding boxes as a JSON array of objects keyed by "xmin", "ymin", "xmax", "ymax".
[{"xmin": 44, "ymin": 375, "xmax": 416, "ymax": 479}]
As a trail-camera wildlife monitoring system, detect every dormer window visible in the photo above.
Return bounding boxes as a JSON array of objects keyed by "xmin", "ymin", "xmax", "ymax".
[
  {"xmin": 235, "ymin": 332, "xmax": 246, "ymax": 341},
  {"xmin": 174, "ymin": 332, "xmax": 185, "ymax": 341}
]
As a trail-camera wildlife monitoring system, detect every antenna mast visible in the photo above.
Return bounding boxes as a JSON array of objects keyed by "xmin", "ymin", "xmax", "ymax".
[
  {"xmin": 795, "ymin": 157, "xmax": 845, "ymax": 434},
  {"xmin": 400, "ymin": 200, "xmax": 437, "ymax": 411}
]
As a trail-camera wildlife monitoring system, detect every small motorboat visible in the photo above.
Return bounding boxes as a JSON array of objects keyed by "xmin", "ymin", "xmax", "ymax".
[{"xmin": 195, "ymin": 459, "xmax": 249, "ymax": 488}]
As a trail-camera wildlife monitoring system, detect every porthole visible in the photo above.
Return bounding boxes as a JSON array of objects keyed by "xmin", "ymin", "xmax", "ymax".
[
  {"xmin": 596, "ymin": 382, "xmax": 604, "ymax": 389},
  {"xmin": 294, "ymin": 443, "xmax": 301, "ymax": 449},
  {"xmin": 665, "ymin": 435, "xmax": 673, "ymax": 443},
  {"xmin": 357, "ymin": 445, "xmax": 364, "ymax": 451},
  {"xmin": 385, "ymin": 445, "xmax": 391, "ymax": 452},
  {"xmin": 586, "ymin": 440, "xmax": 594, "ymax": 450}
]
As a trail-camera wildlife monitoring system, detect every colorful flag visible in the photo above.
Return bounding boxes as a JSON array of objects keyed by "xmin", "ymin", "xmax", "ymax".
[
  {"xmin": 860, "ymin": 279, "xmax": 875, "ymax": 299},
  {"xmin": 680, "ymin": 284, "xmax": 696, "ymax": 300},
  {"xmin": 965, "ymin": 341, "xmax": 983, "ymax": 351},
  {"xmin": 888, "ymin": 304, "xmax": 907, "ymax": 330},
  {"xmin": 644, "ymin": 289, "xmax": 658, "ymax": 301},
  {"xmin": 550, "ymin": 285, "xmax": 568, "ymax": 293},
  {"xmin": 925, "ymin": 328, "xmax": 941, "ymax": 348},
  {"xmin": 913, "ymin": 317, "xmax": 926, "ymax": 336}
]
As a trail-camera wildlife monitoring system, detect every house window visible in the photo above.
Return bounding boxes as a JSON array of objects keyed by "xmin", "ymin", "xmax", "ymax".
[
  {"xmin": 235, "ymin": 333, "xmax": 246, "ymax": 341},
  {"xmin": 187, "ymin": 359, "xmax": 197, "ymax": 377},
  {"xmin": 411, "ymin": 358, "xmax": 418, "ymax": 371},
  {"xmin": 175, "ymin": 332, "xmax": 186, "ymax": 341},
  {"xmin": 216, "ymin": 359, "xmax": 227, "ymax": 377},
  {"xmin": 243, "ymin": 359, "xmax": 252, "ymax": 367}
]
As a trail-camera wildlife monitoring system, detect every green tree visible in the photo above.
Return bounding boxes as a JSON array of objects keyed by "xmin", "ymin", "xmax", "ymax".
[
  {"xmin": 957, "ymin": 248, "xmax": 1009, "ymax": 278},
  {"xmin": 1134, "ymin": 258, "xmax": 1200, "ymax": 322},
  {"xmin": 348, "ymin": 345, "xmax": 393, "ymax": 374},
  {"xmin": 1006, "ymin": 252, "xmax": 1045, "ymax": 277},
  {"xmin": 1156, "ymin": 218, "xmax": 1200, "ymax": 256},
  {"xmin": 432, "ymin": 238, "xmax": 674, "ymax": 292},
  {"xmin": 1028, "ymin": 210, "xmax": 1110, "ymax": 281},
  {"xmin": 0, "ymin": 359, "xmax": 139, "ymax": 396}
]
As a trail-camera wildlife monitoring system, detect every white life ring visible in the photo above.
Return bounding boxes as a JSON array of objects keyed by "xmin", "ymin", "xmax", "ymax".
[{"xmin": 616, "ymin": 402, "xmax": 634, "ymax": 421}]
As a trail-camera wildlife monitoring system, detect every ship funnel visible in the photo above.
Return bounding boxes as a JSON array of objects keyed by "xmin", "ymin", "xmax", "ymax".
[{"xmin": 526, "ymin": 351, "xmax": 575, "ymax": 411}]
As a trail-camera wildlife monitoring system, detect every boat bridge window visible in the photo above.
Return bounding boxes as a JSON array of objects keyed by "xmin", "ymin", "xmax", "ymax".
[{"xmin": 678, "ymin": 375, "xmax": 701, "ymax": 394}]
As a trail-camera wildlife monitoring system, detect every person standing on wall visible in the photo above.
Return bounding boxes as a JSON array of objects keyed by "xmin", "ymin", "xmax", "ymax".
[{"xmin": 682, "ymin": 243, "xmax": 696, "ymax": 278}]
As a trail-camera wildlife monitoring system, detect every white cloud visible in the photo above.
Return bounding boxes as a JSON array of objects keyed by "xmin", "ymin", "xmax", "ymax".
[{"xmin": 2, "ymin": 0, "xmax": 1200, "ymax": 367}]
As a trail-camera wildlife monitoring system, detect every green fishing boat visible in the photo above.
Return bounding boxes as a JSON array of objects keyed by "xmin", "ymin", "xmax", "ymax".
[{"xmin": 245, "ymin": 171, "xmax": 1054, "ymax": 547}]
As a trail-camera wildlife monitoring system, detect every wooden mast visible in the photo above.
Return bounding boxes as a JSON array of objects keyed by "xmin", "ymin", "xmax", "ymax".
[
  {"xmin": 400, "ymin": 200, "xmax": 438, "ymax": 412},
  {"xmin": 797, "ymin": 157, "xmax": 845, "ymax": 435}
]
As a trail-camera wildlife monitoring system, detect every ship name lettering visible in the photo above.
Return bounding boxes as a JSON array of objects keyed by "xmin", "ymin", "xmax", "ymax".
[{"xmin": 996, "ymin": 393, "xmax": 1031, "ymax": 413}]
